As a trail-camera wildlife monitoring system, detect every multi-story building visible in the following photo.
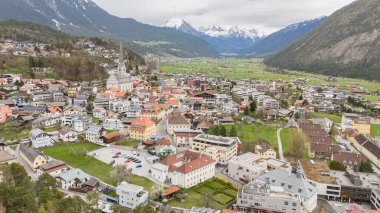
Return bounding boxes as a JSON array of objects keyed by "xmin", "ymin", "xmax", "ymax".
[
  {"xmin": 103, "ymin": 118, "xmax": 123, "ymax": 131},
  {"xmin": 29, "ymin": 128, "xmax": 53, "ymax": 148},
  {"xmin": 150, "ymin": 150, "xmax": 216, "ymax": 188},
  {"xmin": 36, "ymin": 160, "xmax": 68, "ymax": 178},
  {"xmin": 255, "ymin": 142, "xmax": 276, "ymax": 159},
  {"xmin": 237, "ymin": 180, "xmax": 302, "ymax": 213},
  {"xmin": 167, "ymin": 113, "xmax": 192, "ymax": 135},
  {"xmin": 116, "ymin": 181, "xmax": 148, "ymax": 209},
  {"xmin": 129, "ymin": 116, "xmax": 156, "ymax": 141},
  {"xmin": 19, "ymin": 144, "xmax": 47, "ymax": 172},
  {"xmin": 227, "ymin": 152, "xmax": 291, "ymax": 183},
  {"xmin": 263, "ymin": 98, "xmax": 279, "ymax": 110},
  {"xmin": 191, "ymin": 134, "xmax": 240, "ymax": 164},
  {"xmin": 173, "ymin": 129, "xmax": 203, "ymax": 147},
  {"xmin": 85, "ymin": 125, "xmax": 105, "ymax": 144}
]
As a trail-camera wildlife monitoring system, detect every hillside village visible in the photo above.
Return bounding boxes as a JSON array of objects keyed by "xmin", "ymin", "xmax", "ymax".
[{"xmin": 1, "ymin": 39, "xmax": 380, "ymax": 213}]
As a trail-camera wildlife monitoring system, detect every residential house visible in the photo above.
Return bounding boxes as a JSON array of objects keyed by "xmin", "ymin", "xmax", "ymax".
[
  {"xmin": 19, "ymin": 144, "xmax": 47, "ymax": 172},
  {"xmin": 116, "ymin": 181, "xmax": 148, "ymax": 209},
  {"xmin": 29, "ymin": 128, "xmax": 53, "ymax": 148},
  {"xmin": 150, "ymin": 150, "xmax": 216, "ymax": 188},
  {"xmin": 167, "ymin": 113, "xmax": 192, "ymax": 135},
  {"xmin": 331, "ymin": 152, "xmax": 367, "ymax": 169},
  {"xmin": 93, "ymin": 107, "xmax": 106, "ymax": 119},
  {"xmin": 56, "ymin": 168, "xmax": 91, "ymax": 190},
  {"xmin": 173, "ymin": 129, "xmax": 203, "ymax": 147},
  {"xmin": 103, "ymin": 118, "xmax": 123, "ymax": 131},
  {"xmin": 255, "ymin": 142, "xmax": 277, "ymax": 159},
  {"xmin": 0, "ymin": 105, "xmax": 12, "ymax": 124},
  {"xmin": 129, "ymin": 116, "xmax": 156, "ymax": 141},
  {"xmin": 59, "ymin": 127, "xmax": 78, "ymax": 142},
  {"xmin": 85, "ymin": 125, "xmax": 105, "ymax": 145},
  {"xmin": 37, "ymin": 160, "xmax": 68, "ymax": 178}
]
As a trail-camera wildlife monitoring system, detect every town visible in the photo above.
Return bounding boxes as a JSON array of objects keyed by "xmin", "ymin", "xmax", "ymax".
[{"xmin": 0, "ymin": 37, "xmax": 380, "ymax": 213}]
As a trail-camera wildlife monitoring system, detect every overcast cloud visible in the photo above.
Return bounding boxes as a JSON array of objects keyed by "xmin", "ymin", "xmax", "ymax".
[{"xmin": 92, "ymin": 0, "xmax": 356, "ymax": 34}]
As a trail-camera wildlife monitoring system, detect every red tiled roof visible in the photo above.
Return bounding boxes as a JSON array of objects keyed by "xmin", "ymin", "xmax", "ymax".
[
  {"xmin": 160, "ymin": 150, "xmax": 215, "ymax": 174},
  {"xmin": 163, "ymin": 186, "xmax": 180, "ymax": 196}
]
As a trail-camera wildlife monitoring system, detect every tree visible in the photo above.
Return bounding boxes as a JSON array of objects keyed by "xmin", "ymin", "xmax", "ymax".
[
  {"xmin": 133, "ymin": 204, "xmax": 155, "ymax": 213},
  {"xmin": 229, "ymin": 125, "xmax": 238, "ymax": 137},
  {"xmin": 110, "ymin": 204, "xmax": 129, "ymax": 213},
  {"xmin": 244, "ymin": 107, "xmax": 249, "ymax": 116},
  {"xmin": 149, "ymin": 183, "xmax": 163, "ymax": 201},
  {"xmin": 289, "ymin": 131, "xmax": 308, "ymax": 159},
  {"xmin": 329, "ymin": 124, "xmax": 338, "ymax": 136},
  {"xmin": 86, "ymin": 191, "xmax": 100, "ymax": 213},
  {"xmin": 250, "ymin": 101, "xmax": 257, "ymax": 112},
  {"xmin": 209, "ymin": 125, "xmax": 220, "ymax": 136},
  {"xmin": 329, "ymin": 161, "xmax": 345, "ymax": 171},
  {"xmin": 240, "ymin": 141, "xmax": 257, "ymax": 153},
  {"xmin": 35, "ymin": 173, "xmax": 58, "ymax": 205},
  {"xmin": 220, "ymin": 125, "xmax": 227, "ymax": 137},
  {"xmin": 110, "ymin": 164, "xmax": 132, "ymax": 184},
  {"xmin": 294, "ymin": 112, "xmax": 301, "ymax": 120},
  {"xmin": 359, "ymin": 160, "xmax": 374, "ymax": 173}
]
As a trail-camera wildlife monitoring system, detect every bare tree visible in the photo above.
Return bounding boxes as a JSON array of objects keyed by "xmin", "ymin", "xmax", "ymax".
[
  {"xmin": 110, "ymin": 164, "xmax": 132, "ymax": 184},
  {"xmin": 149, "ymin": 183, "xmax": 164, "ymax": 201}
]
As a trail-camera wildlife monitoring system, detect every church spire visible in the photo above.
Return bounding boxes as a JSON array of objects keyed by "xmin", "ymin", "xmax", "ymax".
[{"xmin": 119, "ymin": 41, "xmax": 124, "ymax": 63}]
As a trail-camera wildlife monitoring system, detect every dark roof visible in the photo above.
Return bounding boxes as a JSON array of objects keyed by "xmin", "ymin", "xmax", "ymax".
[
  {"xmin": 354, "ymin": 134, "xmax": 369, "ymax": 145},
  {"xmin": 19, "ymin": 143, "xmax": 43, "ymax": 162},
  {"xmin": 84, "ymin": 177, "xmax": 99, "ymax": 187},
  {"xmin": 40, "ymin": 160, "xmax": 66, "ymax": 171},
  {"xmin": 168, "ymin": 114, "xmax": 190, "ymax": 125},
  {"xmin": 332, "ymin": 152, "xmax": 367, "ymax": 166},
  {"xmin": 363, "ymin": 141, "xmax": 380, "ymax": 159},
  {"xmin": 256, "ymin": 142, "xmax": 273, "ymax": 153}
]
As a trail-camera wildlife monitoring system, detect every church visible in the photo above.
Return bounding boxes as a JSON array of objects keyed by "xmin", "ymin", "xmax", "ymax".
[{"xmin": 106, "ymin": 43, "xmax": 133, "ymax": 92}]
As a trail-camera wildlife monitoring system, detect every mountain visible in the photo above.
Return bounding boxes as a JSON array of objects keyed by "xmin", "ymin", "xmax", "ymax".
[
  {"xmin": 265, "ymin": 0, "xmax": 380, "ymax": 81},
  {"xmin": 165, "ymin": 18, "xmax": 263, "ymax": 55},
  {"xmin": 0, "ymin": 0, "xmax": 219, "ymax": 58},
  {"xmin": 241, "ymin": 17, "xmax": 326, "ymax": 57}
]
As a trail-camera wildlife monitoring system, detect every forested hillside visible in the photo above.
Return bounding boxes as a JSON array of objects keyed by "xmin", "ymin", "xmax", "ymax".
[{"xmin": 265, "ymin": 0, "xmax": 380, "ymax": 81}]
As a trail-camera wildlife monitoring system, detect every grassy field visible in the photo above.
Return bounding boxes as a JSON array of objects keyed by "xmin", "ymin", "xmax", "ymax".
[
  {"xmin": 224, "ymin": 124, "xmax": 278, "ymax": 148},
  {"xmin": 0, "ymin": 121, "xmax": 30, "ymax": 143},
  {"xmin": 371, "ymin": 124, "xmax": 380, "ymax": 137},
  {"xmin": 117, "ymin": 140, "xmax": 141, "ymax": 147},
  {"xmin": 159, "ymin": 58, "xmax": 379, "ymax": 91},
  {"xmin": 312, "ymin": 112, "xmax": 342, "ymax": 123},
  {"xmin": 167, "ymin": 178, "xmax": 237, "ymax": 209},
  {"xmin": 41, "ymin": 142, "xmax": 155, "ymax": 191}
]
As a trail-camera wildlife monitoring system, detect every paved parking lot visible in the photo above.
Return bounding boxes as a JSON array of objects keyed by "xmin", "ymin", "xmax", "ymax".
[{"xmin": 87, "ymin": 146, "xmax": 154, "ymax": 179}]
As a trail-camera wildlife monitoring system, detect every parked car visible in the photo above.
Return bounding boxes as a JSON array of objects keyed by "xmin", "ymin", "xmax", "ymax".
[
  {"xmin": 109, "ymin": 160, "xmax": 115, "ymax": 165},
  {"xmin": 112, "ymin": 155, "xmax": 119, "ymax": 158},
  {"xmin": 115, "ymin": 152, "xmax": 122, "ymax": 155},
  {"xmin": 136, "ymin": 164, "xmax": 142, "ymax": 168}
]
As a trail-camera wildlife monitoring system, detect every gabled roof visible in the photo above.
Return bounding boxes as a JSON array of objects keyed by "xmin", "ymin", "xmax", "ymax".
[
  {"xmin": 168, "ymin": 114, "xmax": 190, "ymax": 125},
  {"xmin": 20, "ymin": 143, "xmax": 44, "ymax": 162}
]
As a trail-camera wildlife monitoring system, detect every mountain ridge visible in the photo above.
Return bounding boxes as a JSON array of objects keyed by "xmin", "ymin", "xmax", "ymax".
[{"xmin": 0, "ymin": 0, "xmax": 219, "ymax": 57}]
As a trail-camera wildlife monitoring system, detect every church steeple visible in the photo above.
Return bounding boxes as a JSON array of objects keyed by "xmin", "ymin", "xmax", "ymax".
[{"xmin": 117, "ymin": 42, "xmax": 128, "ymax": 74}]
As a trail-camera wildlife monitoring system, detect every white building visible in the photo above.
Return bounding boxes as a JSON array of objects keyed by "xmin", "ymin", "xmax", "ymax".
[
  {"xmin": 29, "ymin": 128, "xmax": 53, "ymax": 148},
  {"xmin": 150, "ymin": 150, "xmax": 216, "ymax": 188},
  {"xmin": 106, "ymin": 43, "xmax": 133, "ymax": 92},
  {"xmin": 56, "ymin": 168, "xmax": 91, "ymax": 190},
  {"xmin": 227, "ymin": 153, "xmax": 291, "ymax": 183},
  {"xmin": 191, "ymin": 134, "xmax": 240, "ymax": 164},
  {"xmin": 85, "ymin": 125, "xmax": 105, "ymax": 144},
  {"xmin": 116, "ymin": 181, "xmax": 148, "ymax": 209},
  {"xmin": 58, "ymin": 127, "xmax": 78, "ymax": 142},
  {"xmin": 167, "ymin": 114, "xmax": 192, "ymax": 135},
  {"xmin": 173, "ymin": 129, "xmax": 203, "ymax": 147},
  {"xmin": 103, "ymin": 118, "xmax": 123, "ymax": 131},
  {"xmin": 263, "ymin": 98, "xmax": 279, "ymax": 110}
]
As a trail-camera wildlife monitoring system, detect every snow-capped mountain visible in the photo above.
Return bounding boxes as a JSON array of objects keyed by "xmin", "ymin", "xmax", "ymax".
[
  {"xmin": 165, "ymin": 18, "xmax": 264, "ymax": 54},
  {"xmin": 240, "ymin": 16, "xmax": 327, "ymax": 56},
  {"xmin": 0, "ymin": 0, "xmax": 219, "ymax": 57},
  {"xmin": 165, "ymin": 18, "xmax": 201, "ymax": 37}
]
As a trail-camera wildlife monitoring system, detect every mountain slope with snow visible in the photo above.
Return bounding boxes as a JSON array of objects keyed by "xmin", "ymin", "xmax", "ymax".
[
  {"xmin": 165, "ymin": 19, "xmax": 264, "ymax": 54},
  {"xmin": 241, "ymin": 17, "xmax": 326, "ymax": 56},
  {"xmin": 0, "ymin": 0, "xmax": 219, "ymax": 57}
]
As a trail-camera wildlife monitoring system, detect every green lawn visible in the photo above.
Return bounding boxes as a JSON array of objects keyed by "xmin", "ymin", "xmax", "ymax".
[
  {"xmin": 364, "ymin": 95, "xmax": 380, "ymax": 102},
  {"xmin": 225, "ymin": 124, "xmax": 278, "ymax": 148},
  {"xmin": 167, "ymin": 178, "xmax": 237, "ymax": 210},
  {"xmin": 312, "ymin": 112, "xmax": 342, "ymax": 123},
  {"xmin": 371, "ymin": 124, "xmax": 380, "ymax": 137},
  {"xmin": 41, "ymin": 125, "xmax": 62, "ymax": 132},
  {"xmin": 117, "ymin": 140, "xmax": 141, "ymax": 147},
  {"xmin": 159, "ymin": 58, "xmax": 379, "ymax": 91},
  {"xmin": 41, "ymin": 142, "xmax": 154, "ymax": 191},
  {"xmin": 0, "ymin": 121, "xmax": 30, "ymax": 143},
  {"xmin": 41, "ymin": 142, "xmax": 116, "ymax": 185}
]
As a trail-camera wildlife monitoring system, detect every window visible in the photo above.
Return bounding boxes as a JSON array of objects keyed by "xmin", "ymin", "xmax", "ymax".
[{"xmin": 284, "ymin": 201, "xmax": 288, "ymax": 205}]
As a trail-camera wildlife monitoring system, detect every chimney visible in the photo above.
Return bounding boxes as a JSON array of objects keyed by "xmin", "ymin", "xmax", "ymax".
[{"xmin": 296, "ymin": 167, "xmax": 302, "ymax": 179}]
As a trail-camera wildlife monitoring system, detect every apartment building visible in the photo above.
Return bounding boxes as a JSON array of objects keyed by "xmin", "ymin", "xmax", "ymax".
[
  {"xmin": 227, "ymin": 152, "xmax": 291, "ymax": 183},
  {"xmin": 129, "ymin": 116, "xmax": 156, "ymax": 141},
  {"xmin": 191, "ymin": 134, "xmax": 240, "ymax": 164},
  {"xmin": 116, "ymin": 181, "xmax": 148, "ymax": 209},
  {"xmin": 150, "ymin": 150, "xmax": 216, "ymax": 188},
  {"xmin": 173, "ymin": 129, "xmax": 203, "ymax": 147}
]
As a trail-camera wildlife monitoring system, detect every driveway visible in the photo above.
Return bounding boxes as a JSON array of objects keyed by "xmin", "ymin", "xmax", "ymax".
[{"xmin": 277, "ymin": 128, "xmax": 285, "ymax": 161}]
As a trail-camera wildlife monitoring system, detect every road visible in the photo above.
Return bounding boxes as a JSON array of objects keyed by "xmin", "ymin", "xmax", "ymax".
[
  {"xmin": 277, "ymin": 128, "xmax": 285, "ymax": 161},
  {"xmin": 156, "ymin": 113, "xmax": 173, "ymax": 141}
]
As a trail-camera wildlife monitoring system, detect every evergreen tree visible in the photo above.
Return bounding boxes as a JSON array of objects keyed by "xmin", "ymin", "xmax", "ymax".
[
  {"xmin": 229, "ymin": 125, "xmax": 238, "ymax": 137},
  {"xmin": 250, "ymin": 101, "xmax": 257, "ymax": 112},
  {"xmin": 220, "ymin": 125, "xmax": 227, "ymax": 137}
]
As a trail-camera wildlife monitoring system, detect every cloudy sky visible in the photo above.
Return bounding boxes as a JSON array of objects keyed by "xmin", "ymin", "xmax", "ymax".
[{"xmin": 92, "ymin": 0, "xmax": 356, "ymax": 34}]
